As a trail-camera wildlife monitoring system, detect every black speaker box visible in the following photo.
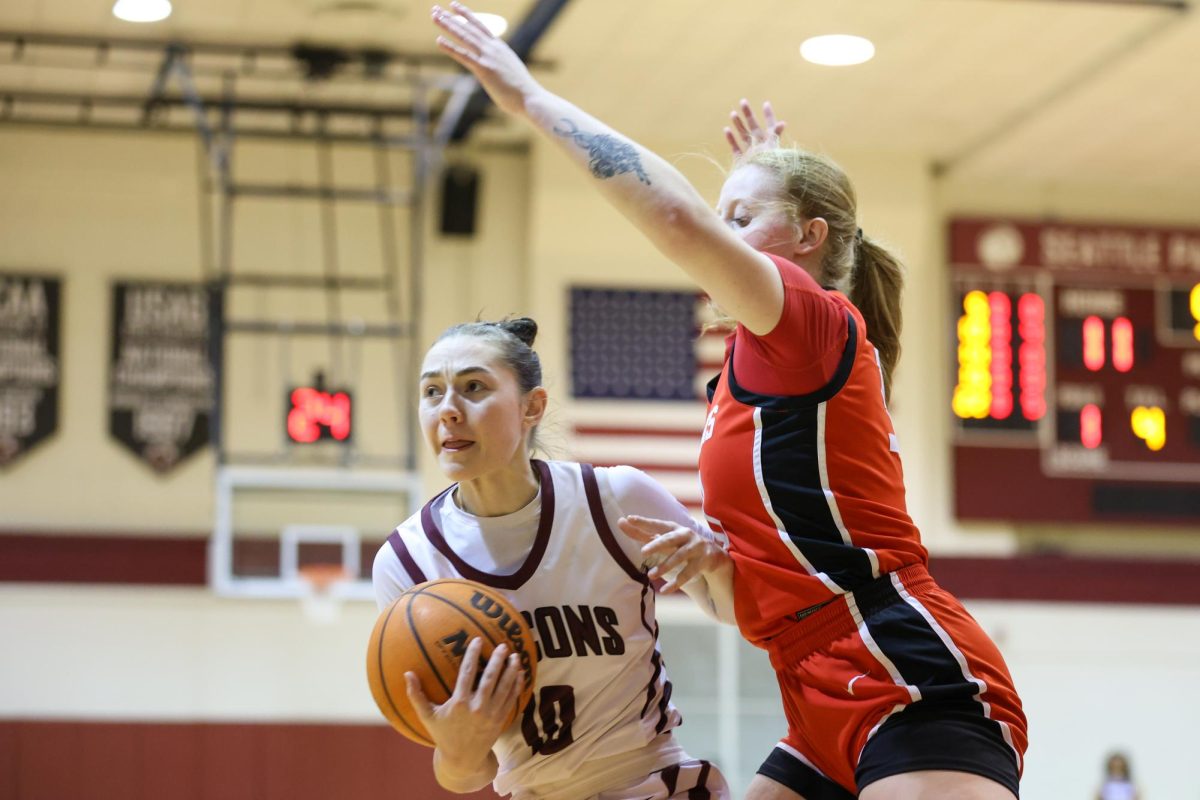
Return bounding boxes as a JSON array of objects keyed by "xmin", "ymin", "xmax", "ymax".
[{"xmin": 440, "ymin": 165, "xmax": 480, "ymax": 236}]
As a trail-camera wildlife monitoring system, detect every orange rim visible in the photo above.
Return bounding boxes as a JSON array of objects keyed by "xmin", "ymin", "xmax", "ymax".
[{"xmin": 298, "ymin": 564, "xmax": 352, "ymax": 591}]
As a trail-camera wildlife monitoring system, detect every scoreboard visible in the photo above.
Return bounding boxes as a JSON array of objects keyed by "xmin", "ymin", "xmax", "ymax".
[{"xmin": 950, "ymin": 217, "xmax": 1200, "ymax": 525}]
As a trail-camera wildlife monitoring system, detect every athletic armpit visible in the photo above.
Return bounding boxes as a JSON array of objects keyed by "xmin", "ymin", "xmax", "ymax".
[{"xmin": 733, "ymin": 253, "xmax": 849, "ymax": 396}]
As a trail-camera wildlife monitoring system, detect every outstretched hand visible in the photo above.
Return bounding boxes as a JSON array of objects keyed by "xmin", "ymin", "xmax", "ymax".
[
  {"xmin": 618, "ymin": 515, "xmax": 728, "ymax": 594},
  {"xmin": 432, "ymin": 2, "xmax": 539, "ymax": 116},
  {"xmin": 405, "ymin": 637, "xmax": 523, "ymax": 772},
  {"xmin": 724, "ymin": 99, "xmax": 786, "ymax": 156}
]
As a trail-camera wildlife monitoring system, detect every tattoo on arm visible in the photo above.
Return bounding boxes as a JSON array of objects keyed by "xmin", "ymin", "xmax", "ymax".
[{"xmin": 553, "ymin": 119, "xmax": 651, "ymax": 185}]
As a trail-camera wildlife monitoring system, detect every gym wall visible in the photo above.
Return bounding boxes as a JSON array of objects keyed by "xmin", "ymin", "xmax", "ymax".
[{"xmin": 2, "ymin": 122, "xmax": 1200, "ymax": 798}]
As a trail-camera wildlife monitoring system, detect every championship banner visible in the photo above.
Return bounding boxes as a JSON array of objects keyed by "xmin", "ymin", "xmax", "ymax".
[
  {"xmin": 109, "ymin": 281, "xmax": 220, "ymax": 472},
  {"xmin": 0, "ymin": 273, "xmax": 61, "ymax": 467}
]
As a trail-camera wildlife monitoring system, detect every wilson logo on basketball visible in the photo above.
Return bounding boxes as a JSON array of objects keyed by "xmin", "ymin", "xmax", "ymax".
[
  {"xmin": 437, "ymin": 629, "xmax": 489, "ymax": 679},
  {"xmin": 470, "ymin": 592, "xmax": 537, "ymax": 692},
  {"xmin": 366, "ymin": 579, "xmax": 539, "ymax": 748},
  {"xmin": 439, "ymin": 628, "xmax": 471, "ymax": 657}
]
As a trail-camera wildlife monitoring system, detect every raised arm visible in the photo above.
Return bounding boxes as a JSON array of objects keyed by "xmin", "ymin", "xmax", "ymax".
[{"xmin": 432, "ymin": 3, "xmax": 785, "ymax": 334}]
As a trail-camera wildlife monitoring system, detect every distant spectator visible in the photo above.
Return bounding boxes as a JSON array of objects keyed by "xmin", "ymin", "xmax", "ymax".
[{"xmin": 1096, "ymin": 751, "xmax": 1140, "ymax": 800}]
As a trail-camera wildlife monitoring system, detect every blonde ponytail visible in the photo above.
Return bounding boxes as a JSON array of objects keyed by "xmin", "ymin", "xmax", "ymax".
[{"xmin": 850, "ymin": 235, "xmax": 904, "ymax": 400}]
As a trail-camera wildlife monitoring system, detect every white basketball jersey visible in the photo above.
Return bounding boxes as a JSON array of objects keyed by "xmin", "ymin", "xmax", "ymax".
[{"xmin": 379, "ymin": 460, "xmax": 683, "ymax": 797}]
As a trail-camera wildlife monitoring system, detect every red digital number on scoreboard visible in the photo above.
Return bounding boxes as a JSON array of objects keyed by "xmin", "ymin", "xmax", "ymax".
[{"xmin": 286, "ymin": 386, "xmax": 353, "ymax": 443}]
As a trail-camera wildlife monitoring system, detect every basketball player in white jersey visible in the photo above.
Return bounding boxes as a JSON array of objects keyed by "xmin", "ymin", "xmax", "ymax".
[{"xmin": 373, "ymin": 317, "xmax": 734, "ymax": 800}]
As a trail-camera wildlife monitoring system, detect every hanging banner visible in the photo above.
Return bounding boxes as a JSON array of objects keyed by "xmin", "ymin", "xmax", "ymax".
[
  {"xmin": 109, "ymin": 281, "xmax": 219, "ymax": 472},
  {"xmin": 0, "ymin": 273, "xmax": 61, "ymax": 467}
]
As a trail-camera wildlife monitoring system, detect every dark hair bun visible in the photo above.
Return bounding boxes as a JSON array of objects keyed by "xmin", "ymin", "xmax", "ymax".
[{"xmin": 498, "ymin": 317, "xmax": 538, "ymax": 347}]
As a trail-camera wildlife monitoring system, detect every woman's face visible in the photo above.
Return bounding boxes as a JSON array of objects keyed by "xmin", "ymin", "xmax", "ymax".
[
  {"xmin": 418, "ymin": 336, "xmax": 538, "ymax": 483},
  {"xmin": 717, "ymin": 164, "xmax": 802, "ymax": 261}
]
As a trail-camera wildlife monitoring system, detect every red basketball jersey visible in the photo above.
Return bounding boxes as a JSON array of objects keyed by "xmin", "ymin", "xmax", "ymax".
[{"xmin": 698, "ymin": 256, "xmax": 927, "ymax": 645}]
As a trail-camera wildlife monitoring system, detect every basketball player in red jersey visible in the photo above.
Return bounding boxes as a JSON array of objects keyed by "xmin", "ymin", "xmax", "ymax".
[{"xmin": 432, "ymin": 5, "xmax": 1027, "ymax": 799}]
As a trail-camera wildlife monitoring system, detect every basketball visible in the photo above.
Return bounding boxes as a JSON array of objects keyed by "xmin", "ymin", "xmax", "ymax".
[{"xmin": 366, "ymin": 578, "xmax": 538, "ymax": 747}]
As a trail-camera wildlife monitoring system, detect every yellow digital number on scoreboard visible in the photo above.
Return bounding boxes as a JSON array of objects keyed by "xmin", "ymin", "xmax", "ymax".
[
  {"xmin": 1130, "ymin": 405, "xmax": 1166, "ymax": 452},
  {"xmin": 953, "ymin": 290, "xmax": 991, "ymax": 420}
]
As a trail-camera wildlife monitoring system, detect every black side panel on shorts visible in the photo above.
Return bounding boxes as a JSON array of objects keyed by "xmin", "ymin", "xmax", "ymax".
[
  {"xmin": 857, "ymin": 702, "xmax": 1020, "ymax": 796},
  {"xmin": 758, "ymin": 747, "xmax": 856, "ymax": 800},
  {"xmin": 857, "ymin": 583, "xmax": 1020, "ymax": 796}
]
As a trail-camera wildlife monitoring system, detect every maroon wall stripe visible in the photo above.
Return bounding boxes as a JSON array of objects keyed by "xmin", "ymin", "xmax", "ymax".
[
  {"xmin": 572, "ymin": 426, "xmax": 700, "ymax": 438},
  {"xmin": 0, "ymin": 533, "xmax": 208, "ymax": 586},
  {"xmin": 0, "ymin": 720, "xmax": 499, "ymax": 800},
  {"xmin": 928, "ymin": 554, "xmax": 1200, "ymax": 606},
  {"xmin": 3, "ymin": 531, "xmax": 1200, "ymax": 606},
  {"xmin": 0, "ymin": 533, "xmax": 378, "ymax": 586}
]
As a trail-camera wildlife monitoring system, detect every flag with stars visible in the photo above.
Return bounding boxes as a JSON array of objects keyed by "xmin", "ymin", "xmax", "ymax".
[{"xmin": 567, "ymin": 286, "xmax": 725, "ymax": 517}]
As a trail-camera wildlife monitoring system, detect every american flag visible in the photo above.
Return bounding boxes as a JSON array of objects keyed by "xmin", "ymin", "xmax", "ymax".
[{"xmin": 567, "ymin": 287, "xmax": 726, "ymax": 517}]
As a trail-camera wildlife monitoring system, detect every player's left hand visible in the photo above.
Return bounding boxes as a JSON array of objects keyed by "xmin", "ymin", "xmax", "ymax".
[
  {"xmin": 724, "ymin": 99, "xmax": 786, "ymax": 156},
  {"xmin": 618, "ymin": 515, "xmax": 728, "ymax": 593},
  {"xmin": 431, "ymin": 2, "xmax": 540, "ymax": 117}
]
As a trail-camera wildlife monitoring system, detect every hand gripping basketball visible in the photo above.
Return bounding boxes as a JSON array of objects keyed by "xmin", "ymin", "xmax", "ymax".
[{"xmin": 366, "ymin": 578, "xmax": 538, "ymax": 747}]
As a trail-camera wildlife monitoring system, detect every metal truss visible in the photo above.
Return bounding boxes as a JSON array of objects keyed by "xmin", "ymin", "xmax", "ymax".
[{"xmin": 0, "ymin": 0, "xmax": 573, "ymax": 473}]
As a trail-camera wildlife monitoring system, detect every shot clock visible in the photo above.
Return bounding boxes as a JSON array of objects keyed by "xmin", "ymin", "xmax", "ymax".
[
  {"xmin": 950, "ymin": 218, "xmax": 1200, "ymax": 524},
  {"xmin": 286, "ymin": 376, "xmax": 352, "ymax": 444}
]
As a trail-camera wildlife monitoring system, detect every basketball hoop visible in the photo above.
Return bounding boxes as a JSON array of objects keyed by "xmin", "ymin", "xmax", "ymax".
[{"xmin": 298, "ymin": 563, "xmax": 352, "ymax": 625}]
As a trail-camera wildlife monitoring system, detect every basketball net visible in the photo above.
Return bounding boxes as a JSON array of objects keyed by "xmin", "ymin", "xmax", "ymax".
[{"xmin": 298, "ymin": 564, "xmax": 352, "ymax": 625}]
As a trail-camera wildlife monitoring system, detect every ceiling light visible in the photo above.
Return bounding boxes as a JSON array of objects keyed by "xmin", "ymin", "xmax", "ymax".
[
  {"xmin": 112, "ymin": 0, "xmax": 173, "ymax": 23},
  {"xmin": 800, "ymin": 34, "xmax": 875, "ymax": 67},
  {"xmin": 456, "ymin": 12, "xmax": 508, "ymax": 37}
]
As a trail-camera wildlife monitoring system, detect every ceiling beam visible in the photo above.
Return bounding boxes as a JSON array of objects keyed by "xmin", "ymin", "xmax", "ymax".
[
  {"xmin": 0, "ymin": 29, "xmax": 447, "ymax": 67},
  {"xmin": 980, "ymin": 0, "xmax": 1189, "ymax": 7},
  {"xmin": 0, "ymin": 89, "xmax": 423, "ymax": 118},
  {"xmin": 0, "ymin": 30, "xmax": 554, "ymax": 77}
]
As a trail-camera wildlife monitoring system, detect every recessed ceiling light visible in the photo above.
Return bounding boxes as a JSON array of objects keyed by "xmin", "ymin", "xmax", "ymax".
[
  {"xmin": 455, "ymin": 12, "xmax": 508, "ymax": 37},
  {"xmin": 800, "ymin": 34, "xmax": 875, "ymax": 67},
  {"xmin": 112, "ymin": 0, "xmax": 172, "ymax": 23}
]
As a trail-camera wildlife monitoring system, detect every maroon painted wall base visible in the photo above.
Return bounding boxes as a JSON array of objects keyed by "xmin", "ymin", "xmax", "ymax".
[
  {"xmin": 0, "ymin": 720, "xmax": 499, "ymax": 800},
  {"xmin": 3, "ymin": 531, "xmax": 1199, "ymax": 605}
]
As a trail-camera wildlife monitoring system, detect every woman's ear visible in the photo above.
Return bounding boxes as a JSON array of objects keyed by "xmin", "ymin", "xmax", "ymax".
[
  {"xmin": 793, "ymin": 217, "xmax": 829, "ymax": 258},
  {"xmin": 523, "ymin": 387, "xmax": 549, "ymax": 429}
]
